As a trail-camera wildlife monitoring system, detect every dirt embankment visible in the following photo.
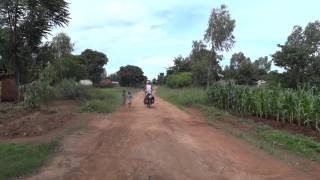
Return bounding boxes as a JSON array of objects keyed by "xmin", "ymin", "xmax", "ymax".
[{"xmin": 0, "ymin": 101, "xmax": 85, "ymax": 140}]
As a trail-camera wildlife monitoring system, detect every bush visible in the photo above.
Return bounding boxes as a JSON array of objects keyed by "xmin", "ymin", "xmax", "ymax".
[
  {"xmin": 24, "ymin": 80, "xmax": 55, "ymax": 108},
  {"xmin": 55, "ymin": 79, "xmax": 88, "ymax": 100},
  {"xmin": 166, "ymin": 72, "xmax": 192, "ymax": 88}
]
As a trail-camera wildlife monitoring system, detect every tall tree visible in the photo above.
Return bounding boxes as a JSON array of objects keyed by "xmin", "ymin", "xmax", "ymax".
[
  {"xmin": 80, "ymin": 49, "xmax": 108, "ymax": 84},
  {"xmin": 51, "ymin": 32, "xmax": 73, "ymax": 80},
  {"xmin": 157, "ymin": 72, "xmax": 165, "ymax": 85},
  {"xmin": 230, "ymin": 52, "xmax": 250, "ymax": 70},
  {"xmin": 173, "ymin": 56, "xmax": 191, "ymax": 73},
  {"xmin": 0, "ymin": 0, "xmax": 70, "ymax": 99},
  {"xmin": 117, "ymin": 65, "xmax": 146, "ymax": 87},
  {"xmin": 167, "ymin": 56, "xmax": 191, "ymax": 75},
  {"xmin": 224, "ymin": 52, "xmax": 254, "ymax": 83},
  {"xmin": 236, "ymin": 61, "xmax": 255, "ymax": 84},
  {"xmin": 190, "ymin": 40, "xmax": 212, "ymax": 86},
  {"xmin": 204, "ymin": 4, "xmax": 236, "ymax": 88},
  {"xmin": 0, "ymin": 27, "xmax": 9, "ymax": 74},
  {"xmin": 51, "ymin": 32, "xmax": 73, "ymax": 59},
  {"xmin": 272, "ymin": 21, "xmax": 320, "ymax": 87},
  {"xmin": 253, "ymin": 56, "xmax": 272, "ymax": 78}
]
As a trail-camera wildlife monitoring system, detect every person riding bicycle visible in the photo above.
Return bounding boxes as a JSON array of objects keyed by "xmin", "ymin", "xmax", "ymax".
[
  {"xmin": 144, "ymin": 80, "xmax": 152, "ymax": 95},
  {"xmin": 144, "ymin": 80, "xmax": 154, "ymax": 105}
]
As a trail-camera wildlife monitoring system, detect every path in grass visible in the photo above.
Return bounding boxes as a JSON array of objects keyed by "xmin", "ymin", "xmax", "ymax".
[{"xmin": 27, "ymin": 91, "xmax": 320, "ymax": 180}]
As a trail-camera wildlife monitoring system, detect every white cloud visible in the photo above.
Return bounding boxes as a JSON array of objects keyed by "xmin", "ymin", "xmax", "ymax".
[{"xmin": 50, "ymin": 0, "xmax": 320, "ymax": 78}]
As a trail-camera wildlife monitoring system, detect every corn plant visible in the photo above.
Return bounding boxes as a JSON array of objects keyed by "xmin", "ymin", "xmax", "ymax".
[{"xmin": 207, "ymin": 83, "xmax": 320, "ymax": 132}]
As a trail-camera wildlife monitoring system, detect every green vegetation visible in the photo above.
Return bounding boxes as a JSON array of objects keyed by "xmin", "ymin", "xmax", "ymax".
[
  {"xmin": 256, "ymin": 125, "xmax": 320, "ymax": 160},
  {"xmin": 157, "ymin": 86, "xmax": 207, "ymax": 108},
  {"xmin": 117, "ymin": 65, "xmax": 147, "ymax": 87},
  {"xmin": 158, "ymin": 86, "xmax": 320, "ymax": 161},
  {"xmin": 55, "ymin": 79, "xmax": 88, "ymax": 100},
  {"xmin": 166, "ymin": 72, "xmax": 192, "ymax": 88},
  {"xmin": 202, "ymin": 106, "xmax": 320, "ymax": 161},
  {"xmin": 24, "ymin": 79, "xmax": 88, "ymax": 108},
  {"xmin": 207, "ymin": 83, "xmax": 320, "ymax": 132},
  {"xmin": 82, "ymin": 87, "xmax": 136, "ymax": 113},
  {"xmin": 0, "ymin": 0, "xmax": 69, "ymax": 90},
  {"xmin": 0, "ymin": 141, "xmax": 58, "ymax": 180}
]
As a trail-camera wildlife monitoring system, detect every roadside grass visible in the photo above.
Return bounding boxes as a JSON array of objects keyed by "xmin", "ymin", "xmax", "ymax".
[
  {"xmin": 0, "ymin": 111, "xmax": 87, "ymax": 180},
  {"xmin": 0, "ymin": 141, "xmax": 58, "ymax": 180},
  {"xmin": 256, "ymin": 125, "xmax": 320, "ymax": 160},
  {"xmin": 157, "ymin": 86, "xmax": 320, "ymax": 162},
  {"xmin": 82, "ymin": 87, "xmax": 139, "ymax": 113},
  {"xmin": 157, "ymin": 86, "xmax": 208, "ymax": 108}
]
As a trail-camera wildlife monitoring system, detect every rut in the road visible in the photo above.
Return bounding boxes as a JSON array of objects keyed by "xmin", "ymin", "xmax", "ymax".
[{"xmin": 27, "ymin": 91, "xmax": 320, "ymax": 180}]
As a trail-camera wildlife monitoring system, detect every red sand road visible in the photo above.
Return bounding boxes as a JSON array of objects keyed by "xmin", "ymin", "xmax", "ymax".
[{"xmin": 27, "ymin": 91, "xmax": 320, "ymax": 180}]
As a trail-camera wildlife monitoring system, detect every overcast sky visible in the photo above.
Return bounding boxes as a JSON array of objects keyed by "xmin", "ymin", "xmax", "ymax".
[{"xmin": 52, "ymin": 0, "xmax": 320, "ymax": 79}]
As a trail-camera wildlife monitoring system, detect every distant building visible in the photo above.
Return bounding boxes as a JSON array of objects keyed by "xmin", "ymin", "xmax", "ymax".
[{"xmin": 79, "ymin": 79, "xmax": 93, "ymax": 86}]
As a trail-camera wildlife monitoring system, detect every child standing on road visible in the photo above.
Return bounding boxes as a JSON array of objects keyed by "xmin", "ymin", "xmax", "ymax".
[{"xmin": 127, "ymin": 91, "xmax": 133, "ymax": 108}]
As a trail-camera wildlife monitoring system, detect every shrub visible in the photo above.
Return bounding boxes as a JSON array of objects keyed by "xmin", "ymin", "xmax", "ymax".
[
  {"xmin": 55, "ymin": 79, "xmax": 88, "ymax": 100},
  {"xmin": 24, "ymin": 80, "xmax": 55, "ymax": 108},
  {"xmin": 166, "ymin": 72, "xmax": 192, "ymax": 88}
]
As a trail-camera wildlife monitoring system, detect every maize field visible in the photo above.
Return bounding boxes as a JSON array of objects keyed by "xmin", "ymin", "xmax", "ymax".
[{"xmin": 207, "ymin": 84, "xmax": 320, "ymax": 132}]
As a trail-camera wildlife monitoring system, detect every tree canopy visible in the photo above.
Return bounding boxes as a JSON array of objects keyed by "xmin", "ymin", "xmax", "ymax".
[
  {"xmin": 204, "ymin": 4, "xmax": 235, "ymax": 87},
  {"xmin": 272, "ymin": 21, "xmax": 320, "ymax": 87},
  {"xmin": 117, "ymin": 65, "xmax": 146, "ymax": 87},
  {"xmin": 0, "ymin": 0, "xmax": 70, "ymax": 95},
  {"xmin": 80, "ymin": 49, "xmax": 108, "ymax": 84}
]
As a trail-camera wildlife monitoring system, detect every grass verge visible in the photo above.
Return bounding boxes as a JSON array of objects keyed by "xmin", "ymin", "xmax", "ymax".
[
  {"xmin": 82, "ymin": 87, "xmax": 139, "ymax": 113},
  {"xmin": 157, "ymin": 86, "xmax": 207, "ymax": 108},
  {"xmin": 0, "ymin": 141, "xmax": 58, "ymax": 180},
  {"xmin": 157, "ymin": 86, "xmax": 320, "ymax": 162}
]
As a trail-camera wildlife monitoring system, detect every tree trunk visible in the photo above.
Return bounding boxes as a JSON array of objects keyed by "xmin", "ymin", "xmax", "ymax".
[
  {"xmin": 11, "ymin": 5, "xmax": 21, "ymax": 102},
  {"xmin": 13, "ymin": 62, "xmax": 21, "ymax": 102},
  {"xmin": 207, "ymin": 66, "xmax": 210, "ymax": 89}
]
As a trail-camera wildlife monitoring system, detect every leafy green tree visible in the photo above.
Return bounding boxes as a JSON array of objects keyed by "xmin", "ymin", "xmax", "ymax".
[
  {"xmin": 108, "ymin": 73, "xmax": 119, "ymax": 82},
  {"xmin": 230, "ymin": 52, "xmax": 250, "ymax": 70},
  {"xmin": 157, "ymin": 72, "xmax": 165, "ymax": 85},
  {"xmin": 273, "ymin": 21, "xmax": 320, "ymax": 87},
  {"xmin": 0, "ymin": 0, "xmax": 70, "ymax": 99},
  {"xmin": 50, "ymin": 32, "xmax": 74, "ymax": 80},
  {"xmin": 253, "ymin": 56, "xmax": 272, "ymax": 78},
  {"xmin": 224, "ymin": 53, "xmax": 272, "ymax": 84},
  {"xmin": 190, "ymin": 40, "xmax": 212, "ymax": 86},
  {"xmin": 80, "ymin": 49, "xmax": 108, "ymax": 84},
  {"xmin": 0, "ymin": 28, "xmax": 9, "ymax": 74},
  {"xmin": 152, "ymin": 78, "xmax": 157, "ymax": 85},
  {"xmin": 167, "ymin": 56, "xmax": 191, "ymax": 75},
  {"xmin": 117, "ymin": 65, "xmax": 146, "ymax": 87},
  {"xmin": 60, "ymin": 55, "xmax": 88, "ymax": 81},
  {"xmin": 37, "ymin": 42, "xmax": 55, "ymax": 69},
  {"xmin": 223, "ymin": 52, "xmax": 250, "ymax": 80},
  {"xmin": 40, "ymin": 55, "xmax": 87, "ymax": 84},
  {"xmin": 51, "ymin": 32, "xmax": 73, "ymax": 59},
  {"xmin": 236, "ymin": 61, "xmax": 255, "ymax": 84},
  {"xmin": 204, "ymin": 4, "xmax": 236, "ymax": 88},
  {"xmin": 166, "ymin": 72, "xmax": 192, "ymax": 88}
]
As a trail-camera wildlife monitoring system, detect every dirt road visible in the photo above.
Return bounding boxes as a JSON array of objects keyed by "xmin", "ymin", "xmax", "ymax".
[{"xmin": 27, "ymin": 91, "xmax": 319, "ymax": 180}]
